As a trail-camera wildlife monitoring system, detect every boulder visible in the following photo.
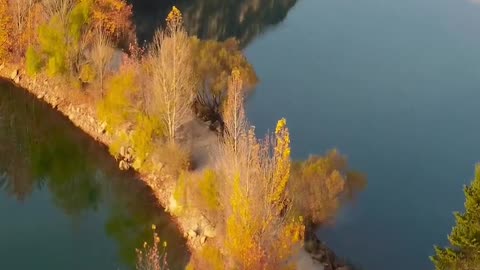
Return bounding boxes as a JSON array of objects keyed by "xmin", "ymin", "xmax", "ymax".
[
  {"xmin": 51, "ymin": 97, "xmax": 59, "ymax": 109},
  {"xmin": 119, "ymin": 160, "xmax": 129, "ymax": 170},
  {"xmin": 200, "ymin": 236, "xmax": 207, "ymax": 244},
  {"xmin": 100, "ymin": 122, "xmax": 107, "ymax": 133},
  {"xmin": 13, "ymin": 75, "xmax": 20, "ymax": 84},
  {"xmin": 202, "ymin": 224, "xmax": 216, "ymax": 238},
  {"xmin": 10, "ymin": 69, "xmax": 18, "ymax": 80},
  {"xmin": 187, "ymin": 230, "xmax": 197, "ymax": 239}
]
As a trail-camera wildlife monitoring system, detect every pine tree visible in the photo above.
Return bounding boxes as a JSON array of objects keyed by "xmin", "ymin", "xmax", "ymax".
[{"xmin": 431, "ymin": 165, "xmax": 480, "ymax": 270}]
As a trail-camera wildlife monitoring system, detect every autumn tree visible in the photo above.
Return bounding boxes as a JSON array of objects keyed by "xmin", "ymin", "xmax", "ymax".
[
  {"xmin": 91, "ymin": 0, "xmax": 134, "ymax": 45},
  {"xmin": 221, "ymin": 118, "xmax": 304, "ymax": 269},
  {"xmin": 216, "ymin": 75, "xmax": 304, "ymax": 268},
  {"xmin": 34, "ymin": 0, "xmax": 93, "ymax": 77},
  {"xmin": 431, "ymin": 165, "xmax": 480, "ymax": 270},
  {"xmin": 289, "ymin": 150, "xmax": 350, "ymax": 225},
  {"xmin": 41, "ymin": 0, "xmax": 74, "ymax": 22},
  {"xmin": 90, "ymin": 29, "xmax": 114, "ymax": 94},
  {"xmin": 190, "ymin": 37, "xmax": 257, "ymax": 123},
  {"xmin": 0, "ymin": 0, "xmax": 13, "ymax": 61},
  {"xmin": 147, "ymin": 7, "xmax": 196, "ymax": 143},
  {"xmin": 222, "ymin": 69, "xmax": 247, "ymax": 156},
  {"xmin": 8, "ymin": 0, "xmax": 36, "ymax": 37}
]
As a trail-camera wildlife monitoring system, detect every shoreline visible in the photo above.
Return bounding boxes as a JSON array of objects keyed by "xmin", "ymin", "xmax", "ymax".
[
  {"xmin": 0, "ymin": 62, "xmax": 199, "ymax": 250},
  {"xmin": 0, "ymin": 62, "xmax": 353, "ymax": 270}
]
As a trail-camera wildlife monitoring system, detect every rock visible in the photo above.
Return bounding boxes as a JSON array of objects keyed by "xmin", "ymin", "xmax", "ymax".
[
  {"xmin": 51, "ymin": 98, "xmax": 59, "ymax": 109},
  {"xmin": 119, "ymin": 146, "xmax": 126, "ymax": 157},
  {"xmin": 311, "ymin": 252, "xmax": 325, "ymax": 262},
  {"xmin": 10, "ymin": 69, "xmax": 18, "ymax": 80},
  {"xmin": 200, "ymin": 236, "xmax": 207, "ymax": 244},
  {"xmin": 124, "ymin": 147, "xmax": 134, "ymax": 162},
  {"xmin": 13, "ymin": 75, "xmax": 20, "ymax": 84},
  {"xmin": 0, "ymin": 63, "xmax": 4, "ymax": 71},
  {"xmin": 119, "ymin": 160, "xmax": 129, "ymax": 170},
  {"xmin": 187, "ymin": 230, "xmax": 197, "ymax": 239},
  {"xmin": 202, "ymin": 224, "xmax": 216, "ymax": 238},
  {"xmin": 167, "ymin": 196, "xmax": 179, "ymax": 213},
  {"xmin": 100, "ymin": 122, "xmax": 107, "ymax": 133}
]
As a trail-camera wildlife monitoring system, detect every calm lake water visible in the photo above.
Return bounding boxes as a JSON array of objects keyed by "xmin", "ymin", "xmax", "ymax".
[
  {"xmin": 244, "ymin": 0, "xmax": 480, "ymax": 269},
  {"xmin": 0, "ymin": 81, "xmax": 188, "ymax": 269},
  {"xmin": 3, "ymin": 0, "xmax": 480, "ymax": 269}
]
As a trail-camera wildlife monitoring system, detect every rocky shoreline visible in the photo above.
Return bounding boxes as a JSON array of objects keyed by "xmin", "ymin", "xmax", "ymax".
[
  {"xmin": 0, "ymin": 62, "xmax": 353, "ymax": 270},
  {"xmin": 0, "ymin": 62, "xmax": 212, "ymax": 250}
]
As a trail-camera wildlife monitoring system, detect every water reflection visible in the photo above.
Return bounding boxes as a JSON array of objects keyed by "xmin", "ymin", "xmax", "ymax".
[
  {"xmin": 0, "ymin": 80, "xmax": 188, "ymax": 269},
  {"xmin": 131, "ymin": 0, "xmax": 298, "ymax": 46}
]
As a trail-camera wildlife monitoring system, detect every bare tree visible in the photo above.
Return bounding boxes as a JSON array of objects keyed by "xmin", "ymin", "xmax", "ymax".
[
  {"xmin": 222, "ymin": 69, "xmax": 247, "ymax": 160},
  {"xmin": 41, "ymin": 0, "xmax": 73, "ymax": 23},
  {"xmin": 9, "ymin": 0, "xmax": 34, "ymax": 31},
  {"xmin": 147, "ymin": 7, "xmax": 196, "ymax": 143},
  {"xmin": 91, "ymin": 29, "xmax": 114, "ymax": 95}
]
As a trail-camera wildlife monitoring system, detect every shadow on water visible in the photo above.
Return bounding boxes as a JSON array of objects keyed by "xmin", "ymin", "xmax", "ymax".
[
  {"xmin": 0, "ymin": 79, "xmax": 189, "ymax": 269},
  {"xmin": 129, "ymin": 0, "xmax": 298, "ymax": 46}
]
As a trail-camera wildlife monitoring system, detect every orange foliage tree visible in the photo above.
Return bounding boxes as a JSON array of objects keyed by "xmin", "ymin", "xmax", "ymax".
[
  {"xmin": 0, "ymin": 0, "xmax": 13, "ymax": 61},
  {"xmin": 92, "ymin": 0, "xmax": 134, "ymax": 45}
]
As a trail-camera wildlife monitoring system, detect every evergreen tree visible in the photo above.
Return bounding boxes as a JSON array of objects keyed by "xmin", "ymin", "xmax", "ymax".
[{"xmin": 431, "ymin": 165, "xmax": 480, "ymax": 270}]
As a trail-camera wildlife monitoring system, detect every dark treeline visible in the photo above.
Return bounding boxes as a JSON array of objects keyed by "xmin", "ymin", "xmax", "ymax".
[{"xmin": 128, "ymin": 0, "xmax": 297, "ymax": 46}]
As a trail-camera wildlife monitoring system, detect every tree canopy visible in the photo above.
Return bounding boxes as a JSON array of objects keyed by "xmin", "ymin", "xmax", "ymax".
[{"xmin": 432, "ymin": 165, "xmax": 480, "ymax": 270}]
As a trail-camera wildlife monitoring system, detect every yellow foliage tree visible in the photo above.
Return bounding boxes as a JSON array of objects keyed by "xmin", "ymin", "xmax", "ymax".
[
  {"xmin": 270, "ymin": 118, "xmax": 291, "ymax": 210},
  {"xmin": 226, "ymin": 174, "xmax": 265, "ymax": 269},
  {"xmin": 220, "ymin": 97, "xmax": 304, "ymax": 269}
]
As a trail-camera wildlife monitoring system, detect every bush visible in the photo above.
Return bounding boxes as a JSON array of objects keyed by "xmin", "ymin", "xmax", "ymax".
[
  {"xmin": 145, "ymin": 142, "xmax": 190, "ymax": 178},
  {"xmin": 38, "ymin": 16, "xmax": 68, "ymax": 77},
  {"xmin": 97, "ymin": 70, "xmax": 138, "ymax": 132},
  {"xmin": 136, "ymin": 225, "xmax": 168, "ymax": 270},
  {"xmin": 198, "ymin": 169, "xmax": 220, "ymax": 211},
  {"xmin": 26, "ymin": 46, "xmax": 43, "ymax": 76},
  {"xmin": 131, "ymin": 113, "xmax": 162, "ymax": 169},
  {"xmin": 289, "ymin": 150, "xmax": 349, "ymax": 224},
  {"xmin": 79, "ymin": 63, "xmax": 96, "ymax": 83},
  {"xmin": 173, "ymin": 172, "xmax": 188, "ymax": 214}
]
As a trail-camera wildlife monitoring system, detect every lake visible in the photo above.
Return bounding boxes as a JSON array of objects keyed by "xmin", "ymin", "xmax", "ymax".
[
  {"xmin": 243, "ymin": 0, "xmax": 480, "ymax": 269},
  {"xmin": 0, "ymin": 80, "xmax": 188, "ymax": 269},
  {"xmin": 132, "ymin": 0, "xmax": 480, "ymax": 268}
]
